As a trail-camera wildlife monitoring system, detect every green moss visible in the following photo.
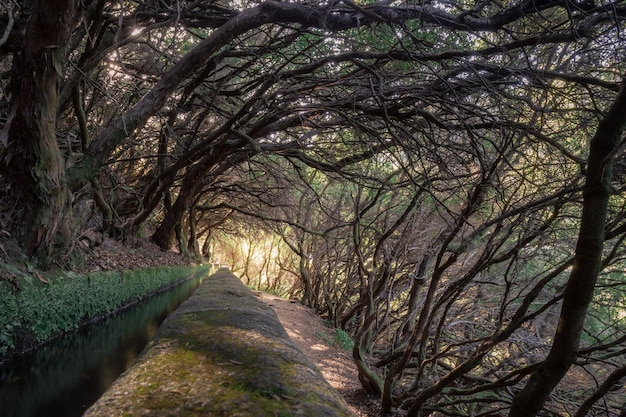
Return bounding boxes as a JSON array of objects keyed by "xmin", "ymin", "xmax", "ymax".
[
  {"xmin": 128, "ymin": 340, "xmax": 294, "ymax": 416},
  {"xmin": 84, "ymin": 269, "xmax": 354, "ymax": 417}
]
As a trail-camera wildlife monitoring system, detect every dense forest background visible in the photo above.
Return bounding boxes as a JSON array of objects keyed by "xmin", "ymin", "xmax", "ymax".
[{"xmin": 1, "ymin": 0, "xmax": 626, "ymax": 416}]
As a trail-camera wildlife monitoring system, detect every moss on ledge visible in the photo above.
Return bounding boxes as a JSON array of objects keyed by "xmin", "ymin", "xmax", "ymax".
[{"xmin": 83, "ymin": 268, "xmax": 354, "ymax": 417}]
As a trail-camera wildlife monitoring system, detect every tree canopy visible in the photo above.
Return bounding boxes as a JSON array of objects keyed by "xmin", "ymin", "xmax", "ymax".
[{"xmin": 1, "ymin": 0, "xmax": 626, "ymax": 415}]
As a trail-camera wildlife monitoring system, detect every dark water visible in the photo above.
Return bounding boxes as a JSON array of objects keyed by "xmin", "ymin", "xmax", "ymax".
[{"xmin": 0, "ymin": 274, "xmax": 205, "ymax": 417}]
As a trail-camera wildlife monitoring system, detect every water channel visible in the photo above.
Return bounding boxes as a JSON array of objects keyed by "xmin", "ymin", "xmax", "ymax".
[{"xmin": 0, "ymin": 273, "xmax": 206, "ymax": 417}]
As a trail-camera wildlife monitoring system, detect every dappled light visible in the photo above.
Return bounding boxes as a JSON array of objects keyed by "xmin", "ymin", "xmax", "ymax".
[
  {"xmin": 1, "ymin": 1, "xmax": 626, "ymax": 416},
  {"xmin": 209, "ymin": 229, "xmax": 298, "ymax": 296}
]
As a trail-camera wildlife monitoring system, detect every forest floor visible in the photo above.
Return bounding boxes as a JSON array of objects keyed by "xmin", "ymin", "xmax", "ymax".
[
  {"xmin": 257, "ymin": 292, "xmax": 382, "ymax": 417},
  {"xmin": 78, "ymin": 237, "xmax": 382, "ymax": 416}
]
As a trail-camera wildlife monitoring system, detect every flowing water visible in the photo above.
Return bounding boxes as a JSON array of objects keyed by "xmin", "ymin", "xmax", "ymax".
[{"xmin": 0, "ymin": 274, "xmax": 205, "ymax": 417}]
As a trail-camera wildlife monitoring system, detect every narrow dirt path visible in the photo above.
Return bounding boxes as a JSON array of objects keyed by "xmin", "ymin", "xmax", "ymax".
[{"xmin": 257, "ymin": 292, "xmax": 381, "ymax": 417}]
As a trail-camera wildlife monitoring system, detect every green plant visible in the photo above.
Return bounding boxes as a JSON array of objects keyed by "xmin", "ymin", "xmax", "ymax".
[
  {"xmin": 0, "ymin": 264, "xmax": 210, "ymax": 360},
  {"xmin": 315, "ymin": 328, "xmax": 354, "ymax": 351},
  {"xmin": 333, "ymin": 328, "xmax": 354, "ymax": 351},
  {"xmin": 315, "ymin": 330, "xmax": 334, "ymax": 347},
  {"xmin": 0, "ymin": 281, "xmax": 19, "ymax": 355}
]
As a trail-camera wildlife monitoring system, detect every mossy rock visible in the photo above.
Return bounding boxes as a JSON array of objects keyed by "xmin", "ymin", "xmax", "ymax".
[{"xmin": 83, "ymin": 268, "xmax": 354, "ymax": 417}]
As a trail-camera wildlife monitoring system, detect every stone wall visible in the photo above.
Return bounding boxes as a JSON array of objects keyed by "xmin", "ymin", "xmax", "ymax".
[{"xmin": 83, "ymin": 267, "xmax": 354, "ymax": 417}]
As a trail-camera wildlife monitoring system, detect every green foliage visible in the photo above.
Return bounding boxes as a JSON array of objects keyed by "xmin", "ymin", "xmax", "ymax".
[
  {"xmin": 316, "ymin": 328, "xmax": 354, "ymax": 351},
  {"xmin": 332, "ymin": 328, "xmax": 354, "ymax": 351},
  {"xmin": 315, "ymin": 329, "xmax": 334, "ymax": 346},
  {"xmin": 0, "ymin": 282, "xmax": 19, "ymax": 355},
  {"xmin": 0, "ymin": 265, "xmax": 209, "ymax": 358},
  {"xmin": 583, "ymin": 271, "xmax": 626, "ymax": 345}
]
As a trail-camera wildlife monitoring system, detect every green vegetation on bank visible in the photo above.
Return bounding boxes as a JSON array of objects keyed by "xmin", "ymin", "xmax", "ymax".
[{"xmin": 0, "ymin": 264, "xmax": 210, "ymax": 359}]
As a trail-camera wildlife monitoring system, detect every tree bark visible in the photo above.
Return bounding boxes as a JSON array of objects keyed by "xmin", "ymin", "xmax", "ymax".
[
  {"xmin": 151, "ymin": 148, "xmax": 227, "ymax": 250},
  {"xmin": 509, "ymin": 78, "xmax": 626, "ymax": 416},
  {"xmin": 187, "ymin": 201, "xmax": 201, "ymax": 259},
  {"xmin": 3, "ymin": 0, "xmax": 78, "ymax": 265}
]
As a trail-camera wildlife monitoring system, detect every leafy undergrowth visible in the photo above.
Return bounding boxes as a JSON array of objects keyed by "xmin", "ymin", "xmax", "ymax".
[{"xmin": 0, "ymin": 236, "xmax": 206, "ymax": 363}]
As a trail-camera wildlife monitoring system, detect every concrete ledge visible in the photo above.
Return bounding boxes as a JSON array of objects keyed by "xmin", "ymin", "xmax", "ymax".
[{"xmin": 83, "ymin": 268, "xmax": 354, "ymax": 417}]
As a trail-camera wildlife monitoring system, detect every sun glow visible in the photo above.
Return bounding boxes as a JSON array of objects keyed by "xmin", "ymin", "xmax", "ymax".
[{"xmin": 208, "ymin": 230, "xmax": 298, "ymax": 295}]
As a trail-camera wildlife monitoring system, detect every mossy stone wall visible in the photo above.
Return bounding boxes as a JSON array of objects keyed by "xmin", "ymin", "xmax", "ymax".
[{"xmin": 83, "ymin": 267, "xmax": 355, "ymax": 417}]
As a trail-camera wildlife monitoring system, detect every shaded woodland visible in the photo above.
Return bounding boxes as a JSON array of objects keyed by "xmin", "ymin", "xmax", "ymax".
[{"xmin": 1, "ymin": 0, "xmax": 626, "ymax": 416}]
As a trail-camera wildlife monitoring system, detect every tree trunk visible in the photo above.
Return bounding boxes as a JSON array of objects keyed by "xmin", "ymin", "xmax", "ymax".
[
  {"xmin": 152, "ymin": 150, "xmax": 225, "ymax": 249},
  {"xmin": 3, "ymin": 0, "xmax": 78, "ymax": 266},
  {"xmin": 187, "ymin": 202, "xmax": 202, "ymax": 259},
  {"xmin": 175, "ymin": 223, "xmax": 189, "ymax": 257},
  {"xmin": 152, "ymin": 190, "xmax": 188, "ymax": 250},
  {"xmin": 509, "ymin": 79, "xmax": 626, "ymax": 416},
  {"xmin": 152, "ymin": 158, "xmax": 216, "ymax": 250}
]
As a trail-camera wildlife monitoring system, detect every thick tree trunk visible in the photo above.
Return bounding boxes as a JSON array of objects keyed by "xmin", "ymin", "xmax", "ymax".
[
  {"xmin": 152, "ymin": 191, "xmax": 188, "ymax": 250},
  {"xmin": 152, "ymin": 150, "xmax": 224, "ymax": 250},
  {"xmin": 201, "ymin": 229, "xmax": 212, "ymax": 259},
  {"xmin": 187, "ymin": 202, "xmax": 202, "ymax": 259},
  {"xmin": 509, "ymin": 79, "xmax": 626, "ymax": 416},
  {"xmin": 3, "ymin": 0, "xmax": 78, "ymax": 266},
  {"xmin": 152, "ymin": 143, "xmax": 235, "ymax": 250}
]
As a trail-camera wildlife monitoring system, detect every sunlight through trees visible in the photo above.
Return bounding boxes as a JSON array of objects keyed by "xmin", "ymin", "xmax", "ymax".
[{"xmin": 1, "ymin": 0, "xmax": 626, "ymax": 415}]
